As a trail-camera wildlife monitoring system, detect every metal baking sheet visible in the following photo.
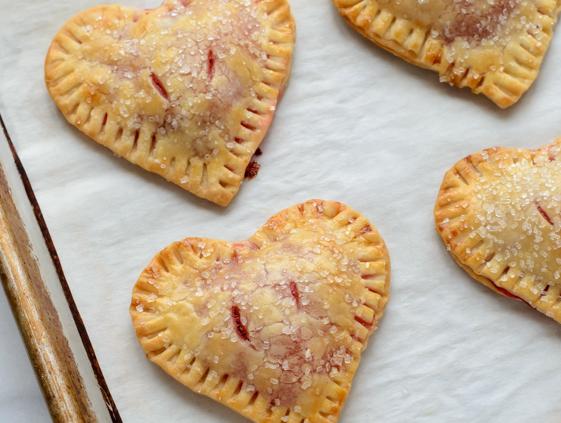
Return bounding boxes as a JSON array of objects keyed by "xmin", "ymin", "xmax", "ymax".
[{"xmin": 1, "ymin": 0, "xmax": 561, "ymax": 421}]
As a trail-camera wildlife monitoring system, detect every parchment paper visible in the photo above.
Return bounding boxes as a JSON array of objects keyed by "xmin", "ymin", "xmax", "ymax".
[{"xmin": 2, "ymin": 1, "xmax": 561, "ymax": 421}]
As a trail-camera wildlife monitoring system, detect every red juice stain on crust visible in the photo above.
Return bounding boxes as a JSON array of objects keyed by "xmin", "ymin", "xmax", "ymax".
[
  {"xmin": 232, "ymin": 241, "xmax": 258, "ymax": 252},
  {"xmin": 547, "ymin": 147, "xmax": 556, "ymax": 161},
  {"xmin": 231, "ymin": 305, "xmax": 251, "ymax": 342},
  {"xmin": 207, "ymin": 49, "xmax": 216, "ymax": 81},
  {"xmin": 354, "ymin": 315, "xmax": 373, "ymax": 328},
  {"xmin": 150, "ymin": 72, "xmax": 169, "ymax": 101},
  {"xmin": 443, "ymin": 0, "xmax": 517, "ymax": 43},
  {"xmin": 289, "ymin": 281, "xmax": 301, "ymax": 308},
  {"xmin": 270, "ymin": 384, "xmax": 299, "ymax": 408},
  {"xmin": 359, "ymin": 225, "xmax": 372, "ymax": 235},
  {"xmin": 166, "ymin": 0, "xmax": 190, "ymax": 11},
  {"xmin": 535, "ymin": 201, "xmax": 554, "ymax": 225},
  {"xmin": 231, "ymin": 249, "xmax": 241, "ymax": 265}
]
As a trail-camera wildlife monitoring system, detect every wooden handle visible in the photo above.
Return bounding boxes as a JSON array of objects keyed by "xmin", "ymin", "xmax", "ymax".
[{"xmin": 0, "ymin": 160, "xmax": 97, "ymax": 422}]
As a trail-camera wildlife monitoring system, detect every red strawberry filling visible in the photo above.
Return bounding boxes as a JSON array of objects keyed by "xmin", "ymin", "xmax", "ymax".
[
  {"xmin": 535, "ymin": 201, "xmax": 554, "ymax": 225},
  {"xmin": 150, "ymin": 72, "xmax": 169, "ymax": 101},
  {"xmin": 207, "ymin": 49, "xmax": 216, "ymax": 81},
  {"xmin": 480, "ymin": 273, "xmax": 521, "ymax": 301},
  {"xmin": 231, "ymin": 305, "xmax": 251, "ymax": 342},
  {"xmin": 492, "ymin": 284, "xmax": 521, "ymax": 300},
  {"xmin": 289, "ymin": 281, "xmax": 301, "ymax": 308},
  {"xmin": 245, "ymin": 160, "xmax": 260, "ymax": 179}
]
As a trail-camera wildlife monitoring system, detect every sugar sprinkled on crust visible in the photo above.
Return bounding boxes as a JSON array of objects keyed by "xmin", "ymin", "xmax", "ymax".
[
  {"xmin": 334, "ymin": 0, "xmax": 560, "ymax": 107},
  {"xmin": 131, "ymin": 200, "xmax": 391, "ymax": 422},
  {"xmin": 45, "ymin": 0, "xmax": 295, "ymax": 205},
  {"xmin": 469, "ymin": 148, "xmax": 561, "ymax": 282},
  {"xmin": 435, "ymin": 140, "xmax": 561, "ymax": 323}
]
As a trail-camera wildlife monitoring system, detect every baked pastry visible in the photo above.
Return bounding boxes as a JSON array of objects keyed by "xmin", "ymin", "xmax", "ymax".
[
  {"xmin": 435, "ymin": 138, "xmax": 561, "ymax": 323},
  {"xmin": 45, "ymin": 0, "xmax": 295, "ymax": 206},
  {"xmin": 333, "ymin": 0, "xmax": 560, "ymax": 108},
  {"xmin": 131, "ymin": 200, "xmax": 390, "ymax": 422}
]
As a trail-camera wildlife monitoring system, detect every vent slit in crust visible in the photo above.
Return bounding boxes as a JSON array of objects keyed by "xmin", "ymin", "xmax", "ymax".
[
  {"xmin": 45, "ymin": 0, "xmax": 295, "ymax": 206},
  {"xmin": 435, "ymin": 138, "xmax": 561, "ymax": 323},
  {"xmin": 150, "ymin": 72, "xmax": 169, "ymax": 101},
  {"xmin": 131, "ymin": 200, "xmax": 390, "ymax": 422},
  {"xmin": 207, "ymin": 49, "xmax": 216, "ymax": 81}
]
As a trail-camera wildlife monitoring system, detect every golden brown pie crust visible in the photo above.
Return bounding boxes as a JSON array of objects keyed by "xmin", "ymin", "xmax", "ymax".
[
  {"xmin": 131, "ymin": 200, "xmax": 391, "ymax": 422},
  {"xmin": 334, "ymin": 0, "xmax": 560, "ymax": 108},
  {"xmin": 435, "ymin": 138, "xmax": 561, "ymax": 323},
  {"xmin": 45, "ymin": 0, "xmax": 295, "ymax": 206}
]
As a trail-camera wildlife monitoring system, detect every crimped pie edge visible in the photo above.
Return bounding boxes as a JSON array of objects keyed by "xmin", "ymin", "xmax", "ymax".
[
  {"xmin": 434, "ymin": 138, "xmax": 561, "ymax": 323},
  {"xmin": 333, "ymin": 0, "xmax": 560, "ymax": 108},
  {"xmin": 45, "ymin": 0, "xmax": 295, "ymax": 206},
  {"xmin": 130, "ymin": 199, "xmax": 391, "ymax": 423}
]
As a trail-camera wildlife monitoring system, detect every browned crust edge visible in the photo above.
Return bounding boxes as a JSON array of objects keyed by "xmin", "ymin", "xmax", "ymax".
[
  {"xmin": 44, "ymin": 0, "xmax": 296, "ymax": 207},
  {"xmin": 333, "ymin": 0, "xmax": 560, "ymax": 108},
  {"xmin": 434, "ymin": 140, "xmax": 561, "ymax": 324},
  {"xmin": 130, "ymin": 199, "xmax": 390, "ymax": 423}
]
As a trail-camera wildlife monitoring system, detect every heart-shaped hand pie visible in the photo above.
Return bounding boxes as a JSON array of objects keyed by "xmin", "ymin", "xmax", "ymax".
[
  {"xmin": 45, "ymin": 0, "xmax": 294, "ymax": 206},
  {"xmin": 131, "ymin": 200, "xmax": 390, "ymax": 422},
  {"xmin": 334, "ymin": 0, "xmax": 560, "ymax": 108},
  {"xmin": 435, "ymin": 139, "xmax": 561, "ymax": 323}
]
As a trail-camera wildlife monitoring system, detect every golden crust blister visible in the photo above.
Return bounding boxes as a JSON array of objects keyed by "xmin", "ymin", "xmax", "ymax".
[
  {"xmin": 131, "ymin": 200, "xmax": 390, "ymax": 422},
  {"xmin": 435, "ymin": 138, "xmax": 561, "ymax": 324},
  {"xmin": 334, "ymin": 0, "xmax": 560, "ymax": 108},
  {"xmin": 45, "ymin": 0, "xmax": 295, "ymax": 206}
]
